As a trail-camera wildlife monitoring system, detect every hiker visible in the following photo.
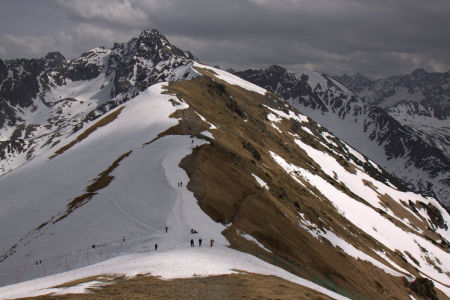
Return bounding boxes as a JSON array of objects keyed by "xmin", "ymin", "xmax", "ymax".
[
  {"xmin": 123, "ymin": 236, "xmax": 125, "ymax": 243},
  {"xmin": 35, "ymin": 260, "xmax": 38, "ymax": 265},
  {"xmin": 155, "ymin": 244, "xmax": 158, "ymax": 251},
  {"xmin": 91, "ymin": 244, "xmax": 96, "ymax": 249},
  {"xmin": 165, "ymin": 226, "xmax": 168, "ymax": 233},
  {"xmin": 180, "ymin": 181, "xmax": 183, "ymax": 187},
  {"xmin": 190, "ymin": 239, "xmax": 194, "ymax": 247},
  {"xmin": 199, "ymin": 238, "xmax": 202, "ymax": 247},
  {"xmin": 210, "ymin": 239, "xmax": 214, "ymax": 247}
]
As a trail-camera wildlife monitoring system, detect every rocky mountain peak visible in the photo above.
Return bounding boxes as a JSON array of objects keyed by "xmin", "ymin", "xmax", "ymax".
[
  {"xmin": 110, "ymin": 29, "xmax": 196, "ymax": 65},
  {"xmin": 411, "ymin": 68, "xmax": 428, "ymax": 79},
  {"xmin": 0, "ymin": 59, "xmax": 7, "ymax": 82},
  {"xmin": 267, "ymin": 64, "xmax": 288, "ymax": 75},
  {"xmin": 43, "ymin": 51, "xmax": 66, "ymax": 67}
]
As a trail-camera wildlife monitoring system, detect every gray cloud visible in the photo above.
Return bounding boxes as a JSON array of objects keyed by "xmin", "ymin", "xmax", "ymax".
[{"xmin": 0, "ymin": 0, "xmax": 449, "ymax": 77}]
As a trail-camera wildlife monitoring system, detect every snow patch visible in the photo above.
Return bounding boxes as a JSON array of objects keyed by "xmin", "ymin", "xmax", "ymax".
[
  {"xmin": 238, "ymin": 230, "xmax": 272, "ymax": 253},
  {"xmin": 252, "ymin": 174, "xmax": 269, "ymax": 189},
  {"xmin": 194, "ymin": 63, "xmax": 267, "ymax": 95}
]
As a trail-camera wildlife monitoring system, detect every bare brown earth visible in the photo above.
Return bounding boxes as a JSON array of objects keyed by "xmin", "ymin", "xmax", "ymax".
[
  {"xmin": 18, "ymin": 273, "xmax": 450, "ymax": 300},
  {"xmin": 12, "ymin": 272, "xmax": 341, "ymax": 300}
]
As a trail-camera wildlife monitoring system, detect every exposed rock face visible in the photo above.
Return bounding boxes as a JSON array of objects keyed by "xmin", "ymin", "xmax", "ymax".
[
  {"xmin": 409, "ymin": 277, "xmax": 439, "ymax": 300},
  {"xmin": 234, "ymin": 66, "xmax": 450, "ymax": 207},
  {"xmin": 106, "ymin": 29, "xmax": 197, "ymax": 97}
]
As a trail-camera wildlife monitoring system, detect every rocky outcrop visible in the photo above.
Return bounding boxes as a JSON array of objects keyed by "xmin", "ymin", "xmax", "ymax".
[{"xmin": 409, "ymin": 277, "xmax": 439, "ymax": 300}]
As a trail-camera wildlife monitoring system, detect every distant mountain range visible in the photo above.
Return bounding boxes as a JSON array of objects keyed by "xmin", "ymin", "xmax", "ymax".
[
  {"xmin": 234, "ymin": 66, "xmax": 449, "ymax": 207},
  {"xmin": 336, "ymin": 70, "xmax": 449, "ymax": 158}
]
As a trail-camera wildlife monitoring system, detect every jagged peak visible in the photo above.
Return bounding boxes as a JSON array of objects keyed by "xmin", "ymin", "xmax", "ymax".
[
  {"xmin": 43, "ymin": 51, "xmax": 66, "ymax": 68},
  {"xmin": 411, "ymin": 68, "xmax": 428, "ymax": 78},
  {"xmin": 137, "ymin": 28, "xmax": 168, "ymax": 42},
  {"xmin": 354, "ymin": 72, "xmax": 369, "ymax": 79},
  {"xmin": 44, "ymin": 51, "xmax": 65, "ymax": 61},
  {"xmin": 267, "ymin": 65, "xmax": 287, "ymax": 73},
  {"xmin": 110, "ymin": 28, "xmax": 197, "ymax": 63}
]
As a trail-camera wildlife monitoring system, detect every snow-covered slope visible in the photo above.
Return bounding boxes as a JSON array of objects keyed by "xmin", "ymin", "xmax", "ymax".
[
  {"xmin": 0, "ymin": 32, "xmax": 449, "ymax": 299},
  {"xmin": 234, "ymin": 66, "xmax": 450, "ymax": 207}
]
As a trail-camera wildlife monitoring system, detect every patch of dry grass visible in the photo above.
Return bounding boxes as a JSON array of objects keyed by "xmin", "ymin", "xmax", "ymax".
[
  {"xmin": 17, "ymin": 273, "xmax": 337, "ymax": 300},
  {"xmin": 53, "ymin": 275, "xmax": 118, "ymax": 289}
]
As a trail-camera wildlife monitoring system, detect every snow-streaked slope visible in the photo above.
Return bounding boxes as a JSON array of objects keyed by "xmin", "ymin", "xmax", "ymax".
[
  {"xmin": 270, "ymin": 148, "xmax": 450, "ymax": 294},
  {"xmin": 0, "ymin": 247, "xmax": 349, "ymax": 300},
  {"xmin": 234, "ymin": 66, "xmax": 450, "ymax": 207}
]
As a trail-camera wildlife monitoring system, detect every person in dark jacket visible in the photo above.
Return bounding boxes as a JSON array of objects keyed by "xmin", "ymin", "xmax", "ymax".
[
  {"xmin": 155, "ymin": 244, "xmax": 158, "ymax": 251},
  {"xmin": 190, "ymin": 239, "xmax": 194, "ymax": 247},
  {"xmin": 199, "ymin": 238, "xmax": 202, "ymax": 247}
]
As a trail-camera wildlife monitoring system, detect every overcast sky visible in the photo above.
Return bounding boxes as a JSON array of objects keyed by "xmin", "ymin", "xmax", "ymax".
[{"xmin": 0, "ymin": 0, "xmax": 449, "ymax": 77}]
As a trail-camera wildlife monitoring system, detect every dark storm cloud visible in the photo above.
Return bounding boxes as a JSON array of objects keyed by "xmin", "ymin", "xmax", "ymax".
[{"xmin": 0, "ymin": 0, "xmax": 449, "ymax": 77}]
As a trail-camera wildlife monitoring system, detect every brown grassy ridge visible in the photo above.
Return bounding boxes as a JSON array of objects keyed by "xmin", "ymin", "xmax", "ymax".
[
  {"xmin": 50, "ymin": 107, "xmax": 125, "ymax": 159},
  {"xmin": 162, "ymin": 70, "xmax": 436, "ymax": 299},
  {"xmin": 16, "ymin": 272, "xmax": 337, "ymax": 300}
]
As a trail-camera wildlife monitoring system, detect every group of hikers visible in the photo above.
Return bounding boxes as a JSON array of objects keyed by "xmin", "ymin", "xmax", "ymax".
[
  {"xmin": 152, "ymin": 226, "xmax": 215, "ymax": 251},
  {"xmin": 190, "ymin": 238, "xmax": 214, "ymax": 247}
]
